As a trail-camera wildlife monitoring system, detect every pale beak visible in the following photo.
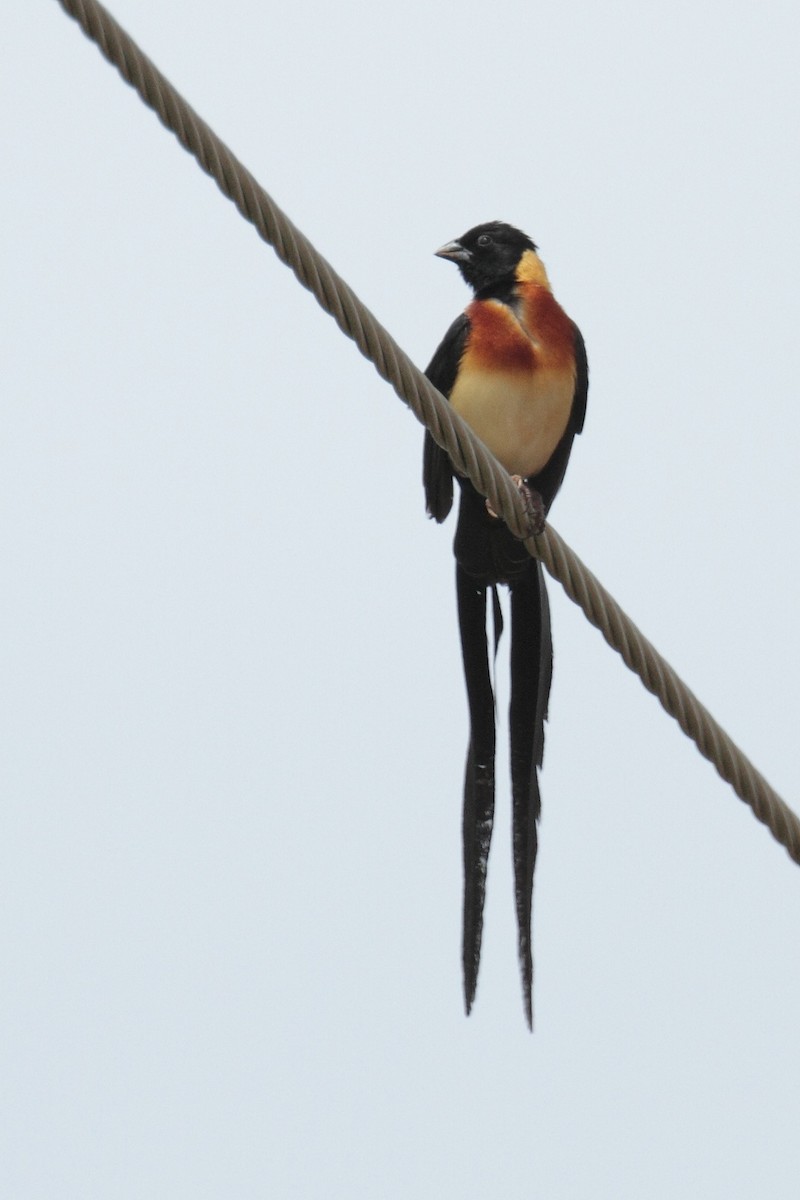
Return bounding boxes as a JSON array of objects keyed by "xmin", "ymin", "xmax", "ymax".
[{"xmin": 435, "ymin": 240, "xmax": 471, "ymax": 263}]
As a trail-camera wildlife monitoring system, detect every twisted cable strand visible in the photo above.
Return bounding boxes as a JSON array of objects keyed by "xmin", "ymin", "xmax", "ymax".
[
  {"xmin": 56, "ymin": 0, "xmax": 800, "ymax": 866},
  {"xmin": 531, "ymin": 527, "xmax": 800, "ymax": 863}
]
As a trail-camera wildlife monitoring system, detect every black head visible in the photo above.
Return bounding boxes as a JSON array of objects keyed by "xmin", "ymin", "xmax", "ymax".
[{"xmin": 435, "ymin": 221, "xmax": 538, "ymax": 294}]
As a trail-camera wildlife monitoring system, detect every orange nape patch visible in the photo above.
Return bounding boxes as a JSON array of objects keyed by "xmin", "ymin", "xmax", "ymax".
[
  {"xmin": 463, "ymin": 300, "xmax": 536, "ymax": 373},
  {"xmin": 514, "ymin": 248, "xmax": 551, "ymax": 289}
]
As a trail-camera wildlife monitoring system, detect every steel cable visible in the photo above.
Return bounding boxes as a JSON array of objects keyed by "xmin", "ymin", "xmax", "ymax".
[{"xmin": 56, "ymin": 0, "xmax": 800, "ymax": 866}]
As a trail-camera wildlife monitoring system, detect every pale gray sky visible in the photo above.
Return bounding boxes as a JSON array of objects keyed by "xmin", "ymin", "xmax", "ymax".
[{"xmin": 3, "ymin": 2, "xmax": 800, "ymax": 1196}]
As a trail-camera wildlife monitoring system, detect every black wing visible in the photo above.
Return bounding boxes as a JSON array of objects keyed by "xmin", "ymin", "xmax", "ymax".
[
  {"xmin": 423, "ymin": 312, "xmax": 470, "ymax": 523},
  {"xmin": 571, "ymin": 322, "xmax": 588, "ymax": 435}
]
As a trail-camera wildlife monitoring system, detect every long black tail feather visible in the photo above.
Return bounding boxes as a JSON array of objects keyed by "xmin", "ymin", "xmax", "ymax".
[
  {"xmin": 461, "ymin": 745, "xmax": 495, "ymax": 1015},
  {"xmin": 452, "ymin": 481, "xmax": 553, "ymax": 1023},
  {"xmin": 456, "ymin": 565, "xmax": 496, "ymax": 1015},
  {"xmin": 509, "ymin": 561, "xmax": 552, "ymax": 1028}
]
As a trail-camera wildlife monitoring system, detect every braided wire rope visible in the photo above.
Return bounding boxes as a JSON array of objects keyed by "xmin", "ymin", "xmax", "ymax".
[{"xmin": 56, "ymin": 0, "xmax": 800, "ymax": 867}]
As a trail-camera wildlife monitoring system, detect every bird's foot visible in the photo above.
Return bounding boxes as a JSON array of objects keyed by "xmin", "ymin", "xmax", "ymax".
[
  {"xmin": 485, "ymin": 476, "xmax": 546, "ymax": 535},
  {"xmin": 513, "ymin": 477, "xmax": 546, "ymax": 536}
]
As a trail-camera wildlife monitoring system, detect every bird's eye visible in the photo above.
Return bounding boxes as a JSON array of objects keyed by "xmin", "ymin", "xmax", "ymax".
[{"xmin": 476, "ymin": 233, "xmax": 493, "ymax": 248}]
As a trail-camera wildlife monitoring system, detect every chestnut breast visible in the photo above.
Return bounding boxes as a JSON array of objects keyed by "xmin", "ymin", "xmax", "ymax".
[{"xmin": 450, "ymin": 282, "xmax": 576, "ymax": 479}]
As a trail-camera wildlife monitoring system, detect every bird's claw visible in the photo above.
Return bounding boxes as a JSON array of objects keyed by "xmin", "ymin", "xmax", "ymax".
[{"xmin": 485, "ymin": 475, "xmax": 546, "ymax": 535}]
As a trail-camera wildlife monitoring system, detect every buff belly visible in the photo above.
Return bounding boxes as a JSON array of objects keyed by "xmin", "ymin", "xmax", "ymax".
[{"xmin": 450, "ymin": 365, "xmax": 574, "ymax": 478}]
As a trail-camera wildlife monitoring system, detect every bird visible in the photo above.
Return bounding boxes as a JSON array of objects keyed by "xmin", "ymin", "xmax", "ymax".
[{"xmin": 423, "ymin": 221, "xmax": 587, "ymax": 1027}]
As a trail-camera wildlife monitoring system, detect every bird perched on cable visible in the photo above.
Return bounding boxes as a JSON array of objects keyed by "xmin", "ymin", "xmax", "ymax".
[{"xmin": 423, "ymin": 221, "xmax": 587, "ymax": 1027}]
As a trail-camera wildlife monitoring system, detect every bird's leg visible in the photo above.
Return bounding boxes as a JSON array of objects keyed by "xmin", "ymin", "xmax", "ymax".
[{"xmin": 485, "ymin": 475, "xmax": 546, "ymax": 535}]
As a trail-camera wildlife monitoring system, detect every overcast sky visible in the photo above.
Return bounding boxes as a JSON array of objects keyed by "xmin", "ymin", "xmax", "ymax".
[{"xmin": 3, "ymin": 2, "xmax": 800, "ymax": 1197}]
